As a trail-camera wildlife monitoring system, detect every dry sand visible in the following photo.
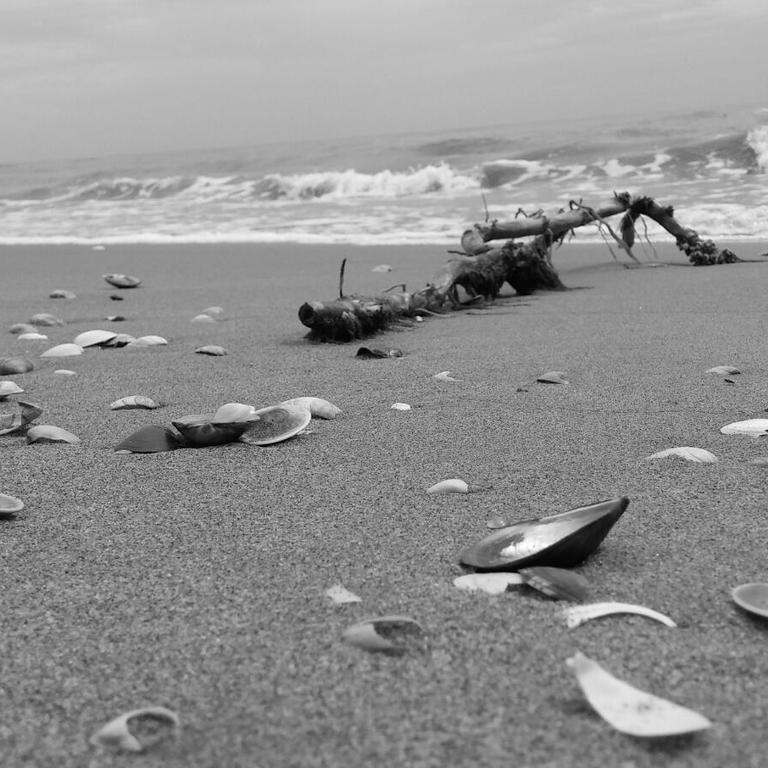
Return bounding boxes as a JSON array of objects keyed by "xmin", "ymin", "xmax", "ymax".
[{"xmin": 1, "ymin": 241, "xmax": 768, "ymax": 767}]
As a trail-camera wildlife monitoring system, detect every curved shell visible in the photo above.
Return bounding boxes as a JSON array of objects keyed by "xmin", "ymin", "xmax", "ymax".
[
  {"xmin": 114, "ymin": 425, "xmax": 180, "ymax": 453},
  {"xmin": 280, "ymin": 397, "xmax": 341, "ymax": 420},
  {"xmin": 126, "ymin": 335, "xmax": 168, "ymax": 348},
  {"xmin": 191, "ymin": 314, "xmax": 217, "ymax": 323},
  {"xmin": 0, "ymin": 492, "xmax": 24, "ymax": 517},
  {"xmin": 563, "ymin": 602, "xmax": 677, "ymax": 629},
  {"xmin": 239, "ymin": 404, "xmax": 311, "ymax": 446},
  {"xmin": 29, "ymin": 313, "xmax": 64, "ymax": 327},
  {"xmin": 17, "ymin": 332, "xmax": 48, "ymax": 341},
  {"xmin": 0, "ymin": 357, "xmax": 34, "ymax": 375},
  {"xmin": 200, "ymin": 306, "xmax": 224, "ymax": 316},
  {"xmin": 90, "ymin": 706, "xmax": 179, "ymax": 752},
  {"xmin": 646, "ymin": 446, "xmax": 718, "ymax": 463},
  {"xmin": 195, "ymin": 345, "xmax": 227, "ymax": 356},
  {"xmin": 459, "ymin": 497, "xmax": 629, "ymax": 572},
  {"xmin": 103, "ymin": 273, "xmax": 141, "ymax": 289},
  {"xmin": 720, "ymin": 419, "xmax": 768, "ymax": 436},
  {"xmin": 211, "ymin": 402, "xmax": 257, "ymax": 424},
  {"xmin": 73, "ymin": 329, "xmax": 118, "ymax": 347},
  {"xmin": 26, "ymin": 424, "xmax": 80, "ymax": 444},
  {"xmin": 0, "ymin": 382, "xmax": 23, "ymax": 400},
  {"xmin": 49, "ymin": 289, "xmax": 76, "ymax": 299},
  {"xmin": 40, "ymin": 343, "xmax": 83, "ymax": 358},
  {"xmin": 53, "ymin": 369, "xmax": 77, "ymax": 376},
  {"xmin": 427, "ymin": 478, "xmax": 469, "ymax": 495},
  {"xmin": 172, "ymin": 414, "xmax": 248, "ymax": 447},
  {"xmin": 537, "ymin": 370, "xmax": 569, "ymax": 384},
  {"xmin": 342, "ymin": 616, "xmax": 426, "ymax": 656},
  {"xmin": 731, "ymin": 583, "xmax": 768, "ymax": 619},
  {"xmin": 110, "ymin": 396, "xmax": 160, "ymax": 411}
]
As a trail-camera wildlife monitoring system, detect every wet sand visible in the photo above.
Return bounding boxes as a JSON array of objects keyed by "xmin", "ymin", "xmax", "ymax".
[{"xmin": 1, "ymin": 241, "xmax": 768, "ymax": 767}]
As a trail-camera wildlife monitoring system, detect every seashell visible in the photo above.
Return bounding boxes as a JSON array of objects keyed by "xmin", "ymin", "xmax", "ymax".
[
  {"xmin": 49, "ymin": 289, "xmax": 76, "ymax": 299},
  {"xmin": 110, "ymin": 396, "xmax": 160, "ymax": 411},
  {"xmin": 280, "ymin": 397, "xmax": 341, "ymax": 420},
  {"xmin": 8, "ymin": 323, "xmax": 38, "ymax": 335},
  {"xmin": 731, "ymin": 583, "xmax": 768, "ymax": 619},
  {"xmin": 371, "ymin": 264, "xmax": 393, "ymax": 272},
  {"xmin": 342, "ymin": 616, "xmax": 427, "ymax": 656},
  {"xmin": 566, "ymin": 652, "xmax": 711, "ymax": 737},
  {"xmin": 53, "ymin": 369, "xmax": 77, "ymax": 376},
  {"xmin": 0, "ymin": 492, "xmax": 24, "ymax": 517},
  {"xmin": 211, "ymin": 402, "xmax": 257, "ymax": 424},
  {"xmin": 706, "ymin": 365, "xmax": 740, "ymax": 375},
  {"xmin": 105, "ymin": 315, "xmax": 125, "ymax": 322},
  {"xmin": 26, "ymin": 425, "xmax": 80, "ymax": 444},
  {"xmin": 720, "ymin": 419, "xmax": 768, "ymax": 436},
  {"xmin": 191, "ymin": 314, "xmax": 216, "ymax": 323},
  {"xmin": 325, "ymin": 584, "xmax": 362, "ymax": 604},
  {"xmin": 19, "ymin": 401, "xmax": 43, "ymax": 425},
  {"xmin": 195, "ymin": 345, "xmax": 227, "ymax": 356},
  {"xmin": 433, "ymin": 371, "xmax": 460, "ymax": 382},
  {"xmin": 646, "ymin": 447, "xmax": 718, "ymax": 463},
  {"xmin": 537, "ymin": 370, "xmax": 569, "ymax": 384},
  {"xmin": 200, "ymin": 306, "xmax": 224, "ymax": 316},
  {"xmin": 459, "ymin": 497, "xmax": 629, "ymax": 572},
  {"xmin": 356, "ymin": 347, "xmax": 403, "ymax": 359},
  {"xmin": 29, "ymin": 313, "xmax": 64, "ymax": 327},
  {"xmin": 90, "ymin": 706, "xmax": 179, "ymax": 753},
  {"xmin": 453, "ymin": 572, "xmax": 524, "ymax": 595},
  {"xmin": 102, "ymin": 333, "xmax": 136, "ymax": 347},
  {"xmin": 171, "ymin": 415, "xmax": 248, "ymax": 447},
  {"xmin": 73, "ymin": 329, "xmax": 117, "ymax": 348},
  {"xmin": 40, "ymin": 343, "xmax": 83, "ymax": 358},
  {"xmin": 239, "ymin": 404, "xmax": 311, "ymax": 446},
  {"xmin": 109, "ymin": 294, "xmax": 124, "ymax": 301},
  {"xmin": 103, "ymin": 273, "xmax": 141, "ymax": 289},
  {"xmin": 427, "ymin": 478, "xmax": 469, "ymax": 495},
  {"xmin": 17, "ymin": 332, "xmax": 48, "ymax": 341},
  {"xmin": 391, "ymin": 402, "xmax": 411, "ymax": 411},
  {"xmin": 563, "ymin": 602, "xmax": 677, "ymax": 629},
  {"xmin": 126, "ymin": 335, "xmax": 168, "ymax": 348},
  {"xmin": 114, "ymin": 425, "xmax": 181, "ymax": 453},
  {"xmin": 0, "ymin": 357, "xmax": 34, "ymax": 375},
  {"xmin": 0, "ymin": 382, "xmax": 23, "ymax": 400},
  {"xmin": 486, "ymin": 515, "xmax": 508, "ymax": 529},
  {"xmin": 518, "ymin": 566, "xmax": 590, "ymax": 602}
]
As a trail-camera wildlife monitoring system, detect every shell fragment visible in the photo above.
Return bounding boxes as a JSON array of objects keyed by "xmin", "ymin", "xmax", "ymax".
[
  {"xmin": 563, "ymin": 602, "xmax": 677, "ymax": 629},
  {"xmin": 427, "ymin": 478, "xmax": 469, "ymax": 495},
  {"xmin": 110, "ymin": 396, "xmax": 160, "ymax": 411},
  {"xmin": 453, "ymin": 572, "xmax": 524, "ymax": 595},
  {"xmin": 280, "ymin": 397, "xmax": 341, "ymax": 420},
  {"xmin": 90, "ymin": 706, "xmax": 179, "ymax": 752},
  {"xmin": 646, "ymin": 447, "xmax": 718, "ymax": 463},
  {"xmin": 325, "ymin": 584, "xmax": 362, "ymax": 604}
]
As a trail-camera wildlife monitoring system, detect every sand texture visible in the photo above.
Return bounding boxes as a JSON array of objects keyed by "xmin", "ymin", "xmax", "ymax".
[{"xmin": 1, "ymin": 241, "xmax": 768, "ymax": 767}]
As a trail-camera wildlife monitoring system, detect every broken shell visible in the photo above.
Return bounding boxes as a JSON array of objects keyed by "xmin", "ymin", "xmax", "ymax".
[
  {"xmin": 433, "ymin": 371, "xmax": 460, "ymax": 382},
  {"xmin": 211, "ymin": 402, "xmax": 257, "ymax": 424},
  {"xmin": 110, "ymin": 396, "xmax": 160, "ymax": 411},
  {"xmin": 0, "ymin": 357, "xmax": 34, "ymax": 374},
  {"xmin": 90, "ymin": 706, "xmax": 179, "ymax": 753},
  {"xmin": 102, "ymin": 333, "xmax": 136, "ymax": 347},
  {"xmin": 706, "ymin": 365, "xmax": 740, "ymax": 375},
  {"xmin": 427, "ymin": 479, "xmax": 469, "ymax": 495},
  {"xmin": 114, "ymin": 425, "xmax": 181, "ymax": 453},
  {"xmin": 73, "ymin": 329, "xmax": 118, "ymax": 348},
  {"xmin": 239, "ymin": 404, "xmax": 311, "ymax": 446},
  {"xmin": 563, "ymin": 602, "xmax": 677, "ymax": 629},
  {"xmin": 26, "ymin": 425, "xmax": 80, "ymax": 444},
  {"xmin": 459, "ymin": 497, "xmax": 629, "ymax": 572},
  {"xmin": 29, "ymin": 313, "xmax": 64, "ymax": 327},
  {"xmin": 391, "ymin": 402, "xmax": 411, "ymax": 411},
  {"xmin": 8, "ymin": 323, "xmax": 38, "ymax": 335},
  {"xmin": 0, "ymin": 382, "xmax": 23, "ymax": 400},
  {"xmin": 537, "ymin": 370, "xmax": 569, "ymax": 384},
  {"xmin": 40, "ymin": 343, "xmax": 83, "ymax": 358},
  {"xmin": 566, "ymin": 652, "xmax": 711, "ymax": 737},
  {"xmin": 17, "ymin": 332, "xmax": 48, "ymax": 341},
  {"xmin": 720, "ymin": 419, "xmax": 768, "ymax": 436},
  {"xmin": 731, "ymin": 583, "xmax": 768, "ymax": 619},
  {"xmin": 453, "ymin": 572, "xmax": 524, "ymax": 595},
  {"xmin": 279, "ymin": 397, "xmax": 341, "ymax": 420},
  {"xmin": 342, "ymin": 616, "xmax": 426, "ymax": 656},
  {"xmin": 191, "ymin": 313, "xmax": 217, "ymax": 323},
  {"xmin": 171, "ymin": 415, "xmax": 249, "ymax": 447},
  {"xmin": 325, "ymin": 584, "xmax": 362, "ymax": 604},
  {"xmin": 519, "ymin": 566, "xmax": 590, "ymax": 602},
  {"xmin": 646, "ymin": 447, "xmax": 718, "ymax": 463},
  {"xmin": 49, "ymin": 289, "xmax": 76, "ymax": 299},
  {"xmin": 126, "ymin": 335, "xmax": 168, "ymax": 347},
  {"xmin": 19, "ymin": 400, "xmax": 43, "ymax": 425},
  {"xmin": 103, "ymin": 273, "xmax": 141, "ymax": 289},
  {"xmin": 195, "ymin": 345, "xmax": 227, "ymax": 356},
  {"xmin": 0, "ymin": 493, "xmax": 24, "ymax": 517}
]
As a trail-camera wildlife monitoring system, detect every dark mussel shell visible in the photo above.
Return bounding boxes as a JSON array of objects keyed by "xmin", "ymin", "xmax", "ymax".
[
  {"xmin": 342, "ymin": 616, "xmax": 427, "ymax": 656},
  {"xmin": 114, "ymin": 425, "xmax": 181, "ymax": 453},
  {"xmin": 459, "ymin": 497, "xmax": 629, "ymax": 572},
  {"xmin": 171, "ymin": 414, "xmax": 248, "ymax": 447},
  {"xmin": 356, "ymin": 347, "xmax": 404, "ymax": 359}
]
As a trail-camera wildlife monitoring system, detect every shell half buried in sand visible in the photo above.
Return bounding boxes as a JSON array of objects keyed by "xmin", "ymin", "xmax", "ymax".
[
  {"xmin": 172, "ymin": 414, "xmax": 250, "ymax": 447},
  {"xmin": 279, "ymin": 397, "xmax": 341, "ymax": 420},
  {"xmin": 0, "ymin": 493, "xmax": 24, "ymax": 517},
  {"xmin": 114, "ymin": 425, "xmax": 181, "ymax": 453},
  {"xmin": 239, "ymin": 404, "xmax": 311, "ymax": 446},
  {"xmin": 90, "ymin": 706, "xmax": 179, "ymax": 753},
  {"xmin": 566, "ymin": 652, "xmax": 711, "ymax": 737},
  {"xmin": 459, "ymin": 497, "xmax": 629, "ymax": 572},
  {"xmin": 563, "ymin": 602, "xmax": 677, "ymax": 629},
  {"xmin": 73, "ymin": 329, "xmax": 118, "ymax": 348},
  {"xmin": 110, "ymin": 396, "xmax": 160, "ymax": 411},
  {"xmin": 103, "ymin": 273, "xmax": 141, "ymax": 289},
  {"xmin": 0, "ymin": 356, "xmax": 34, "ymax": 374},
  {"xmin": 342, "ymin": 616, "xmax": 427, "ymax": 656},
  {"xmin": 720, "ymin": 419, "xmax": 768, "ymax": 436}
]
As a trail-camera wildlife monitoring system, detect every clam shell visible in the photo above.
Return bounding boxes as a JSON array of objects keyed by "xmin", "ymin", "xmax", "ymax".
[
  {"xmin": 17, "ymin": 332, "xmax": 48, "ymax": 341},
  {"xmin": 49, "ymin": 289, "xmax": 76, "ymax": 299},
  {"xmin": 537, "ymin": 370, "xmax": 569, "ymax": 384},
  {"xmin": 126, "ymin": 335, "xmax": 168, "ymax": 347},
  {"xmin": 0, "ymin": 493, "xmax": 24, "ymax": 517},
  {"xmin": 239, "ymin": 404, "xmax": 311, "ymax": 446},
  {"xmin": 191, "ymin": 314, "xmax": 217, "ymax": 323},
  {"xmin": 110, "ymin": 396, "xmax": 160, "ymax": 411},
  {"xmin": 29, "ymin": 313, "xmax": 64, "ymax": 327},
  {"xmin": 103, "ymin": 273, "xmax": 141, "ymax": 289},
  {"xmin": 114, "ymin": 425, "xmax": 181, "ymax": 453},
  {"xmin": 566, "ymin": 652, "xmax": 711, "ymax": 737},
  {"xmin": 459, "ymin": 497, "xmax": 629, "ymax": 572},
  {"xmin": 280, "ymin": 397, "xmax": 341, "ymax": 420},
  {"xmin": 195, "ymin": 345, "xmax": 227, "ymax": 356},
  {"xmin": 519, "ymin": 566, "xmax": 590, "ymax": 602},
  {"xmin": 40, "ymin": 343, "xmax": 83, "ymax": 358},
  {"xmin": 453, "ymin": 572, "xmax": 524, "ymax": 595},
  {"xmin": 172, "ymin": 414, "xmax": 248, "ymax": 447},
  {"xmin": 427, "ymin": 478, "xmax": 469, "ymax": 495},
  {"xmin": 646, "ymin": 447, "xmax": 718, "ymax": 463},
  {"xmin": 731, "ymin": 583, "xmax": 768, "ymax": 619},
  {"xmin": 8, "ymin": 323, "xmax": 38, "ymax": 335},
  {"xmin": 0, "ymin": 357, "xmax": 34, "ymax": 374},
  {"xmin": 90, "ymin": 706, "xmax": 179, "ymax": 753},
  {"xmin": 706, "ymin": 365, "xmax": 740, "ymax": 375},
  {"xmin": 26, "ymin": 425, "xmax": 80, "ymax": 444},
  {"xmin": 73, "ymin": 329, "xmax": 118, "ymax": 347},
  {"xmin": 211, "ymin": 402, "xmax": 257, "ymax": 424},
  {"xmin": 0, "ymin": 382, "xmax": 23, "ymax": 400},
  {"xmin": 720, "ymin": 419, "xmax": 768, "ymax": 436},
  {"xmin": 563, "ymin": 602, "xmax": 677, "ymax": 629},
  {"xmin": 342, "ymin": 616, "xmax": 426, "ymax": 656}
]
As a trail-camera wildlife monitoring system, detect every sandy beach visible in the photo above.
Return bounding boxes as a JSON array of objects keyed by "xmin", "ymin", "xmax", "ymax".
[{"xmin": 1, "ymin": 240, "xmax": 768, "ymax": 767}]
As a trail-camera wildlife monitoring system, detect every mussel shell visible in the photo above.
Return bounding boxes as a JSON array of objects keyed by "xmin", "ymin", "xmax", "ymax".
[
  {"xmin": 171, "ymin": 414, "xmax": 249, "ymax": 447},
  {"xmin": 73, "ymin": 329, "xmax": 118, "ymax": 347},
  {"xmin": 0, "ymin": 493, "xmax": 24, "ymax": 517},
  {"xmin": 239, "ymin": 404, "xmax": 311, "ymax": 446},
  {"xmin": 114, "ymin": 425, "xmax": 181, "ymax": 453},
  {"xmin": 103, "ymin": 273, "xmax": 141, "ymax": 289},
  {"xmin": 342, "ymin": 616, "xmax": 426, "ymax": 656},
  {"xmin": 519, "ymin": 566, "xmax": 590, "ymax": 602},
  {"xmin": 0, "ymin": 357, "xmax": 34, "ymax": 375},
  {"xmin": 459, "ymin": 497, "xmax": 629, "ymax": 572}
]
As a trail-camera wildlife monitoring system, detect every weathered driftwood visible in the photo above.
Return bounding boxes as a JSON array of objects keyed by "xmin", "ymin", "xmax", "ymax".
[{"xmin": 299, "ymin": 192, "xmax": 741, "ymax": 342}]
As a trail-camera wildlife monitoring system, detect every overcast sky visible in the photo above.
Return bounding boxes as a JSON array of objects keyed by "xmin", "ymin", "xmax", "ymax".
[{"xmin": 1, "ymin": 0, "xmax": 767, "ymax": 162}]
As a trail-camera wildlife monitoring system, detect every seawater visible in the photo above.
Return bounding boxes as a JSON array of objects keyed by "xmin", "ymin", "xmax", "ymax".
[{"xmin": 1, "ymin": 103, "xmax": 767, "ymax": 245}]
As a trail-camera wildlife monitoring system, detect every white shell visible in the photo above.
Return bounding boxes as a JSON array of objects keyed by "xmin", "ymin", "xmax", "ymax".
[
  {"xmin": 126, "ymin": 335, "xmax": 168, "ymax": 347},
  {"xmin": 53, "ymin": 369, "xmax": 77, "ymax": 376},
  {"xmin": 391, "ymin": 402, "xmax": 411, "ymax": 411},
  {"xmin": 706, "ymin": 365, "xmax": 740, "ymax": 375},
  {"xmin": 90, "ymin": 706, "xmax": 179, "ymax": 752},
  {"xmin": 73, "ymin": 329, "xmax": 117, "ymax": 347},
  {"xmin": 0, "ymin": 382, "xmax": 24, "ymax": 399},
  {"xmin": 195, "ymin": 345, "xmax": 227, "ymax": 356},
  {"xmin": 720, "ymin": 419, "xmax": 768, "ymax": 436},
  {"xmin": 280, "ymin": 397, "xmax": 341, "ymax": 420},
  {"xmin": 16, "ymin": 332, "xmax": 48, "ymax": 341},
  {"xmin": 26, "ymin": 425, "xmax": 81, "ymax": 444},
  {"xmin": 427, "ymin": 478, "xmax": 469, "ymax": 495},
  {"xmin": 453, "ymin": 572, "xmax": 524, "ymax": 595},
  {"xmin": 433, "ymin": 371, "xmax": 461, "ymax": 382},
  {"xmin": 40, "ymin": 343, "xmax": 83, "ymax": 358},
  {"xmin": 212, "ymin": 402, "xmax": 257, "ymax": 424},
  {"xmin": 563, "ymin": 602, "xmax": 677, "ymax": 629},
  {"xmin": 537, "ymin": 370, "xmax": 569, "ymax": 384},
  {"xmin": 325, "ymin": 584, "xmax": 362, "ymax": 604},
  {"xmin": 49, "ymin": 289, "xmax": 76, "ymax": 299},
  {"xmin": 645, "ymin": 447, "xmax": 718, "ymax": 463},
  {"xmin": 191, "ymin": 314, "xmax": 216, "ymax": 323},
  {"xmin": 566, "ymin": 652, "xmax": 711, "ymax": 737},
  {"xmin": 371, "ymin": 264, "xmax": 392, "ymax": 272},
  {"xmin": 110, "ymin": 396, "xmax": 159, "ymax": 411}
]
